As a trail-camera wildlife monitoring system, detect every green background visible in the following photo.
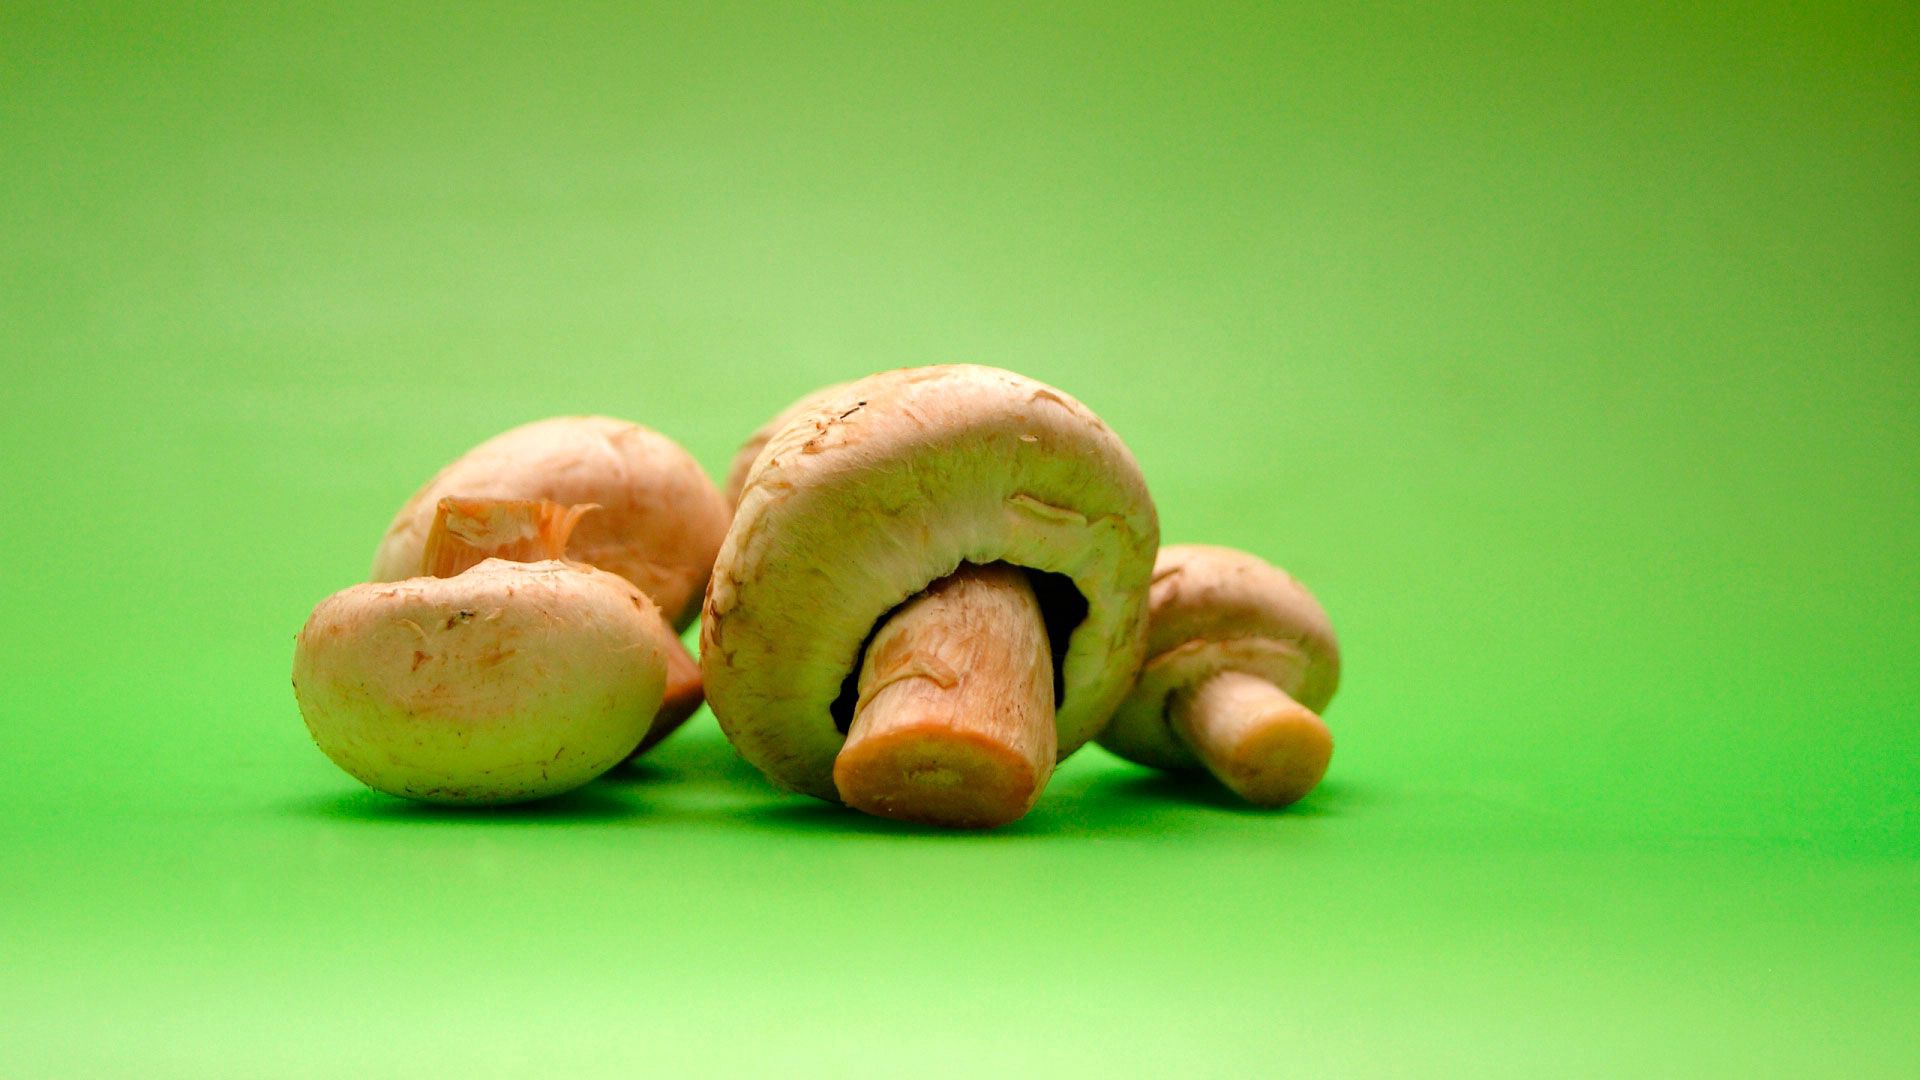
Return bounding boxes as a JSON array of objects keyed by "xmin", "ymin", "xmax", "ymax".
[{"xmin": 3, "ymin": 3, "xmax": 1915, "ymax": 1075}]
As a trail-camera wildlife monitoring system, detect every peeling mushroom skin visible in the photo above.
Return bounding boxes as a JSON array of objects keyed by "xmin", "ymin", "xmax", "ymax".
[
  {"xmin": 702, "ymin": 365, "xmax": 1159, "ymax": 811},
  {"xmin": 370, "ymin": 416, "xmax": 729, "ymax": 631},
  {"xmin": 292, "ymin": 559, "xmax": 672, "ymax": 805},
  {"xmin": 1099, "ymin": 544, "xmax": 1341, "ymax": 807}
]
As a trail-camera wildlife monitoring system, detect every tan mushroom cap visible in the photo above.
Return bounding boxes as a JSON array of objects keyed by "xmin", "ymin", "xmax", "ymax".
[
  {"xmin": 722, "ymin": 382, "xmax": 852, "ymax": 506},
  {"xmin": 703, "ymin": 364, "xmax": 1159, "ymax": 800},
  {"xmin": 370, "ymin": 416, "xmax": 729, "ymax": 630},
  {"xmin": 292, "ymin": 559, "xmax": 674, "ymax": 805},
  {"xmin": 1099, "ymin": 544, "xmax": 1341, "ymax": 770}
]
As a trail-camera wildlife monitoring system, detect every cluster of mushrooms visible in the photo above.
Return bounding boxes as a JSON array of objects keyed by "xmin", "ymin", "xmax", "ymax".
[{"xmin": 292, "ymin": 365, "xmax": 1341, "ymax": 828}]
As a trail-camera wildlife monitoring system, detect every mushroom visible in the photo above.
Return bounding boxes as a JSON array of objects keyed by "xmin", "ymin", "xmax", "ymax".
[
  {"xmin": 371, "ymin": 415, "xmax": 729, "ymax": 752},
  {"xmin": 721, "ymin": 382, "xmax": 850, "ymax": 506},
  {"xmin": 1098, "ymin": 544, "xmax": 1340, "ymax": 807},
  {"xmin": 293, "ymin": 498, "xmax": 678, "ymax": 804},
  {"xmin": 703, "ymin": 365, "xmax": 1158, "ymax": 828}
]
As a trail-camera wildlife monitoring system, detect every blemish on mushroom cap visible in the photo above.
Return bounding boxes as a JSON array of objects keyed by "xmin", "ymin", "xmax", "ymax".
[
  {"xmin": 368, "ymin": 416, "xmax": 730, "ymax": 631},
  {"xmin": 702, "ymin": 364, "xmax": 1159, "ymax": 801},
  {"xmin": 722, "ymin": 382, "xmax": 855, "ymax": 507},
  {"xmin": 1098, "ymin": 544, "xmax": 1341, "ymax": 770}
]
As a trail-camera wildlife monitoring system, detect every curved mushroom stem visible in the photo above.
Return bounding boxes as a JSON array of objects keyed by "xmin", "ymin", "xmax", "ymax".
[
  {"xmin": 1170, "ymin": 670, "xmax": 1332, "ymax": 807},
  {"xmin": 834, "ymin": 563, "xmax": 1056, "ymax": 828},
  {"xmin": 420, "ymin": 497, "xmax": 704, "ymax": 755}
]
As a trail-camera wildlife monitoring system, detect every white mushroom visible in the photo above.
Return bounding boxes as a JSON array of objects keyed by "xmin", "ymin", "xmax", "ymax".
[
  {"xmin": 1099, "ymin": 544, "xmax": 1341, "ymax": 806},
  {"xmin": 293, "ymin": 500, "xmax": 677, "ymax": 804},
  {"xmin": 703, "ymin": 365, "xmax": 1159, "ymax": 828},
  {"xmin": 371, "ymin": 415, "xmax": 728, "ymax": 751}
]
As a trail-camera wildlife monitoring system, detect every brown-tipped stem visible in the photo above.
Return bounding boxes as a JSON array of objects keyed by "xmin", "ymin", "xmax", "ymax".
[
  {"xmin": 420, "ymin": 497, "xmax": 598, "ymax": 577},
  {"xmin": 420, "ymin": 496, "xmax": 703, "ymax": 757},
  {"xmin": 833, "ymin": 563, "xmax": 1055, "ymax": 828},
  {"xmin": 1170, "ymin": 670, "xmax": 1332, "ymax": 807}
]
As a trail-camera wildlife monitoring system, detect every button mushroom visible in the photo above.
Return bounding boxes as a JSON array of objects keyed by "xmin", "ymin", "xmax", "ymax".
[
  {"xmin": 371, "ymin": 415, "xmax": 729, "ymax": 752},
  {"xmin": 703, "ymin": 365, "xmax": 1159, "ymax": 828},
  {"xmin": 1098, "ymin": 544, "xmax": 1341, "ymax": 807},
  {"xmin": 293, "ymin": 498, "xmax": 679, "ymax": 804}
]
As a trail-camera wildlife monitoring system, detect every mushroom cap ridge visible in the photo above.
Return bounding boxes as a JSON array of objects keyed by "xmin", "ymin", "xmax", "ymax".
[
  {"xmin": 1099, "ymin": 544, "xmax": 1341, "ymax": 770},
  {"xmin": 370, "ymin": 416, "xmax": 729, "ymax": 630},
  {"xmin": 703, "ymin": 365, "xmax": 1159, "ymax": 800}
]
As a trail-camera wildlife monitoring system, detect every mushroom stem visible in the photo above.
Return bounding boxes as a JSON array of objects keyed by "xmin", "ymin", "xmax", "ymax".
[
  {"xmin": 1170, "ymin": 670, "xmax": 1333, "ymax": 807},
  {"xmin": 834, "ymin": 563, "xmax": 1056, "ymax": 828}
]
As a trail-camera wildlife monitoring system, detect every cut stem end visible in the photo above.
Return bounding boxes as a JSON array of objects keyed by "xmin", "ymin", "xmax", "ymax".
[
  {"xmin": 1172, "ymin": 670, "xmax": 1332, "ymax": 807},
  {"xmin": 834, "ymin": 725, "xmax": 1046, "ymax": 828}
]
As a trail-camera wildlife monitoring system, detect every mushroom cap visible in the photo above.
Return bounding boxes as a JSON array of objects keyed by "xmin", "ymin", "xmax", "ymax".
[
  {"xmin": 722, "ymin": 382, "xmax": 852, "ymax": 506},
  {"xmin": 1099, "ymin": 544, "xmax": 1340, "ymax": 770},
  {"xmin": 702, "ymin": 364, "xmax": 1159, "ymax": 800},
  {"xmin": 370, "ymin": 416, "xmax": 729, "ymax": 630},
  {"xmin": 292, "ymin": 559, "xmax": 672, "ymax": 804}
]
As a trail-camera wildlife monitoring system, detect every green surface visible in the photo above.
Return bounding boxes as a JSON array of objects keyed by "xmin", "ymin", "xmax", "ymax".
[{"xmin": 3, "ymin": 3, "xmax": 1916, "ymax": 1076}]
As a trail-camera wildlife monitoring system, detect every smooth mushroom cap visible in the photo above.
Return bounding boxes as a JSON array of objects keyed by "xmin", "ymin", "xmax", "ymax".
[
  {"xmin": 722, "ymin": 382, "xmax": 852, "ymax": 506},
  {"xmin": 1099, "ymin": 544, "xmax": 1340, "ymax": 770},
  {"xmin": 702, "ymin": 364, "xmax": 1159, "ymax": 800},
  {"xmin": 293, "ymin": 559, "xmax": 674, "ymax": 804},
  {"xmin": 370, "ymin": 416, "xmax": 729, "ymax": 630}
]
